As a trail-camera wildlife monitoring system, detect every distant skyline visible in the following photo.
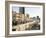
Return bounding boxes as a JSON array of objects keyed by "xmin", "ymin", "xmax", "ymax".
[{"xmin": 12, "ymin": 6, "xmax": 42, "ymax": 18}]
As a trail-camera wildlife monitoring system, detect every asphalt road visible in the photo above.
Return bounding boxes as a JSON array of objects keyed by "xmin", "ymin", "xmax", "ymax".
[{"xmin": 12, "ymin": 20, "xmax": 40, "ymax": 31}]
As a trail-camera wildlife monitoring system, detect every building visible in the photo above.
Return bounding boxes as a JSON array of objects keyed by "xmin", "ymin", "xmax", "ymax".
[
  {"xmin": 37, "ymin": 16, "xmax": 40, "ymax": 22},
  {"xmin": 12, "ymin": 7, "xmax": 30, "ymax": 25},
  {"xmin": 19, "ymin": 7, "xmax": 25, "ymax": 14},
  {"xmin": 12, "ymin": 11, "xmax": 25, "ymax": 25},
  {"xmin": 15, "ymin": 13, "xmax": 25, "ymax": 21}
]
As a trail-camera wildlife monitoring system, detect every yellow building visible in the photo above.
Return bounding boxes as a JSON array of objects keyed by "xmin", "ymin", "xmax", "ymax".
[
  {"xmin": 15, "ymin": 13, "xmax": 25, "ymax": 21},
  {"xmin": 12, "ymin": 12, "xmax": 25, "ymax": 21},
  {"xmin": 12, "ymin": 10, "xmax": 30, "ymax": 24}
]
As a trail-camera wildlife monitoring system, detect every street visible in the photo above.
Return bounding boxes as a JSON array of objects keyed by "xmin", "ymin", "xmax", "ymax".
[{"xmin": 12, "ymin": 20, "xmax": 40, "ymax": 31}]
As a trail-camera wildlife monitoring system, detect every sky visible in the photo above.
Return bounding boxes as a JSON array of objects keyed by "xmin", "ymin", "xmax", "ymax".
[{"xmin": 12, "ymin": 6, "xmax": 42, "ymax": 18}]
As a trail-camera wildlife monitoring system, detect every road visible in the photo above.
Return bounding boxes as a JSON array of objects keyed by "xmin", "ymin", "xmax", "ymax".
[{"xmin": 12, "ymin": 20, "xmax": 40, "ymax": 31}]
